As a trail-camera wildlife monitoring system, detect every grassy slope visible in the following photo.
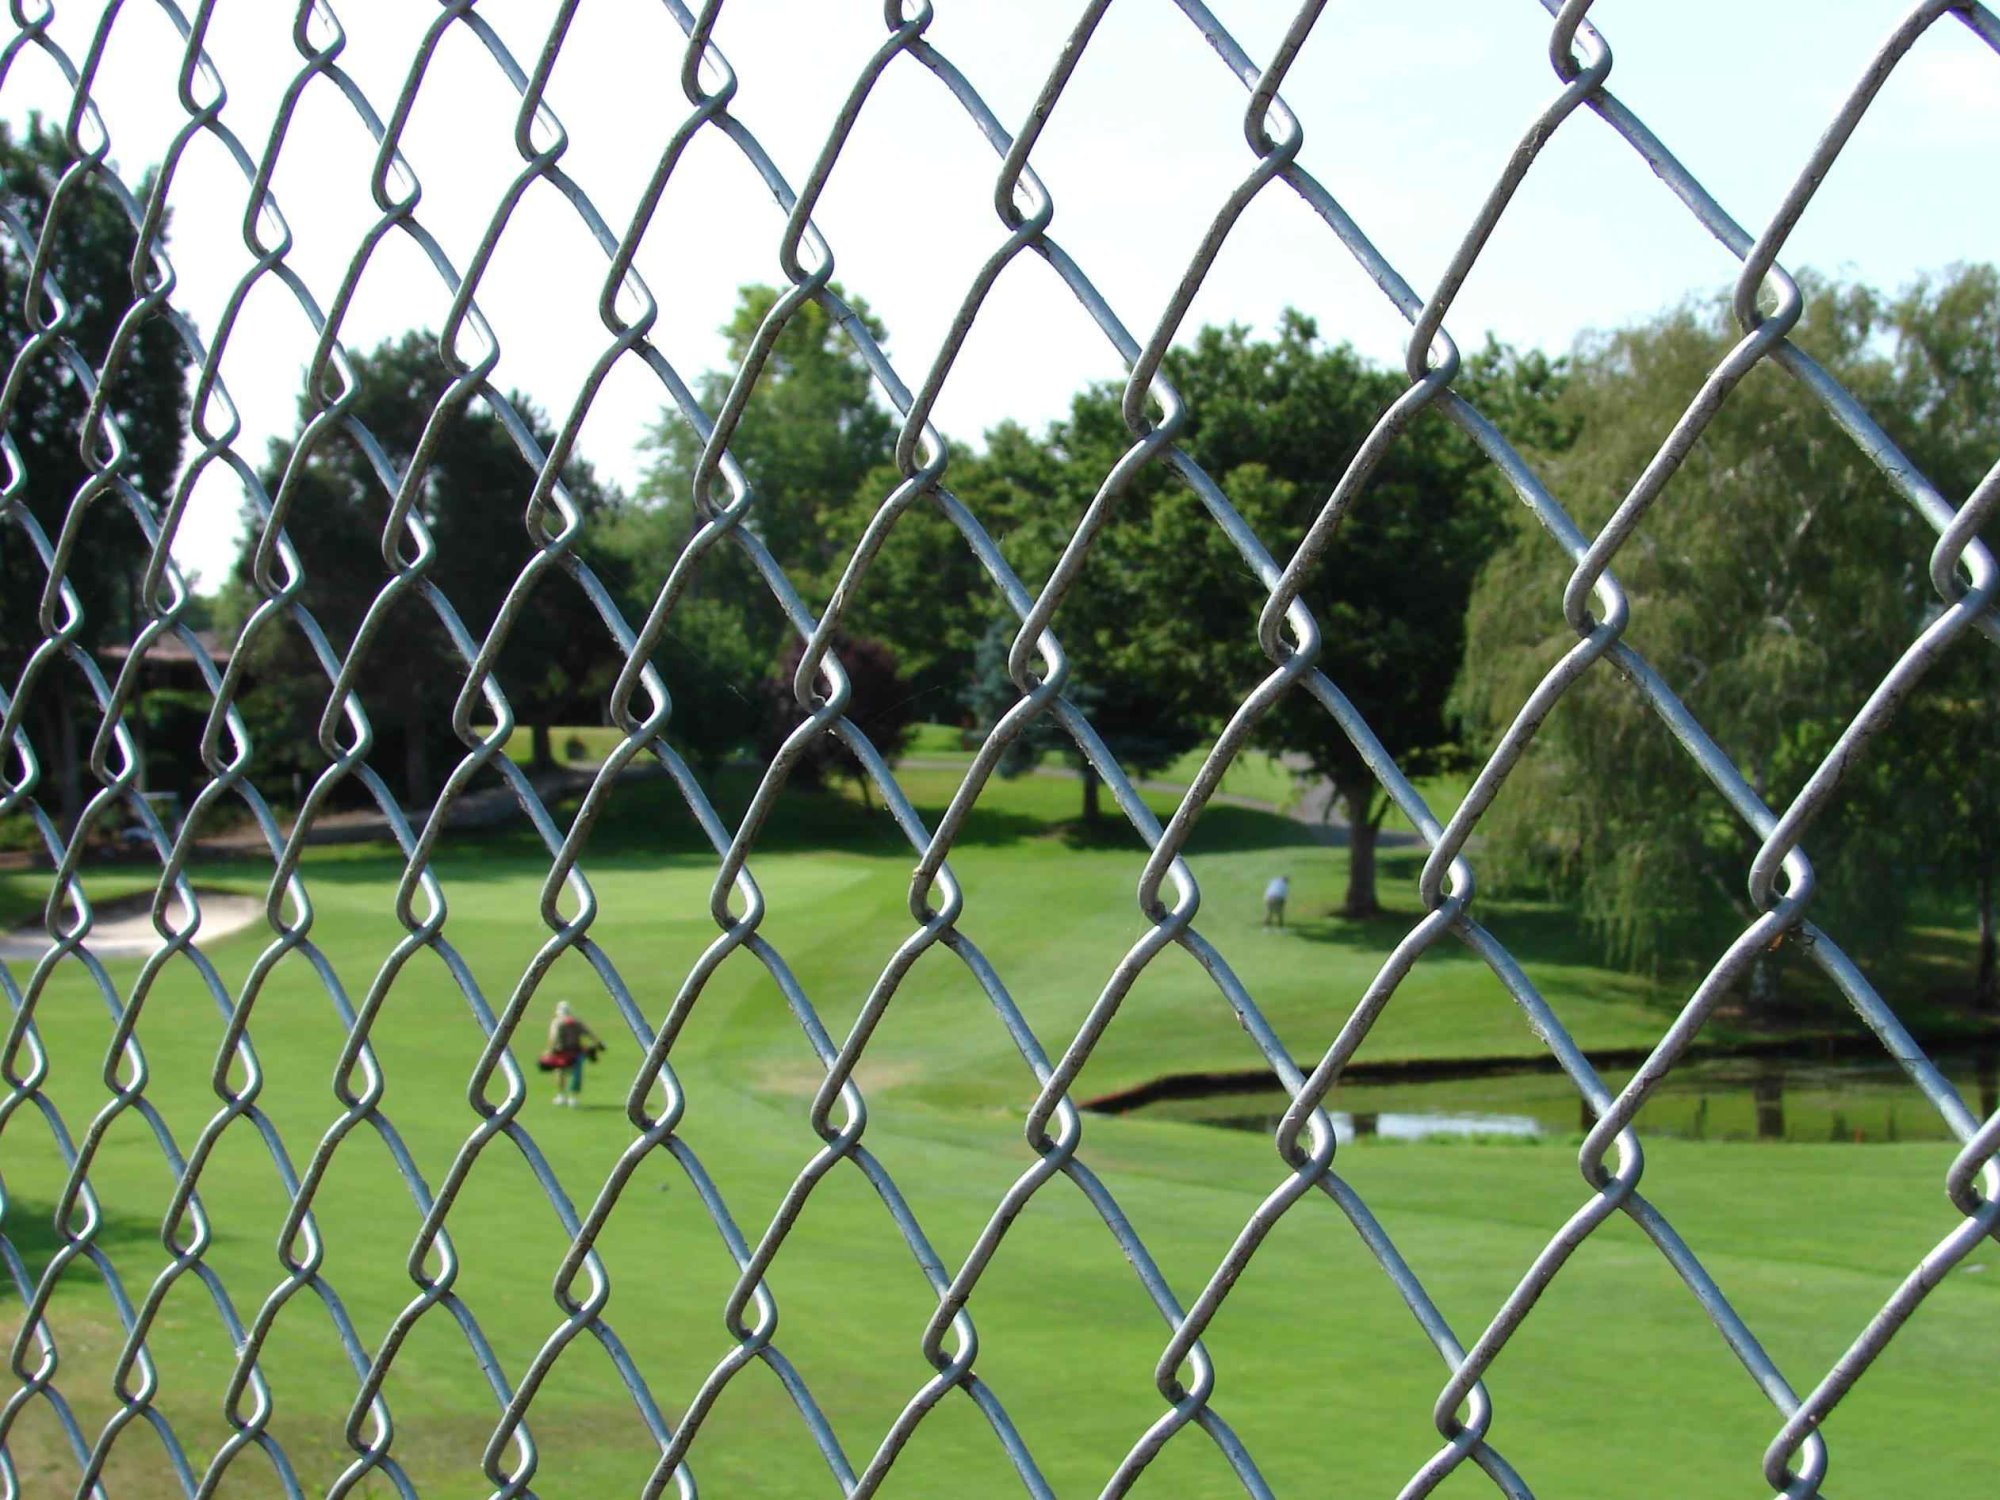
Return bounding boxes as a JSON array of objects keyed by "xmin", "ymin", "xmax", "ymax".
[
  {"xmin": 496, "ymin": 722, "xmax": 1305, "ymax": 815},
  {"xmin": 1, "ymin": 769, "xmax": 1992, "ymax": 1496}
]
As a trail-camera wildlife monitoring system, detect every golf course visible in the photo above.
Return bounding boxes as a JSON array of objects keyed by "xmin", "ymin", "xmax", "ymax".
[{"xmin": 3, "ymin": 756, "xmax": 1994, "ymax": 1498}]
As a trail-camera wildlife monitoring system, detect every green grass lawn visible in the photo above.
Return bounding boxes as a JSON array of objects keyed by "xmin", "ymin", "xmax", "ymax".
[
  {"xmin": 2, "ymin": 767, "xmax": 1993, "ymax": 1496},
  {"xmin": 491, "ymin": 719, "xmax": 1323, "ymax": 819},
  {"xmin": 490, "ymin": 721, "xmax": 1303, "ymax": 815},
  {"xmin": 892, "ymin": 722, "xmax": 1304, "ymax": 813},
  {"xmin": 484, "ymin": 724, "xmax": 630, "ymax": 769}
]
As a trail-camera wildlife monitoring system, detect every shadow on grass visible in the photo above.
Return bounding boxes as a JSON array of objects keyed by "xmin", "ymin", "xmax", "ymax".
[
  {"xmin": 512, "ymin": 773, "xmax": 1058, "ymax": 867},
  {"xmin": 160, "ymin": 761, "xmax": 1994, "ymax": 1044},
  {"xmin": 1842, "ymin": 923, "xmax": 1991, "ymax": 1038},
  {"xmin": 1020, "ymin": 801, "xmax": 1321, "ymax": 855},
  {"xmin": 1275, "ymin": 847, "xmax": 1688, "ymax": 1017},
  {"xmin": 1277, "ymin": 850, "xmax": 1999, "ymax": 1042},
  {"xmin": 1, "ymin": 1196, "xmax": 161, "ymax": 1301},
  {"xmin": 1287, "ymin": 895, "xmax": 1694, "ymax": 1026},
  {"xmin": 229, "ymin": 765, "xmax": 1323, "ymax": 889}
]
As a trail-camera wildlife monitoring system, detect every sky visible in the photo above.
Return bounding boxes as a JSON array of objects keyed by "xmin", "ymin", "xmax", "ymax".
[{"xmin": 5, "ymin": 0, "xmax": 1998, "ymax": 593}]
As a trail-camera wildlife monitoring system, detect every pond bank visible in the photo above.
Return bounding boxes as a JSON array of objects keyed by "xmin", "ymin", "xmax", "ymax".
[{"xmin": 1088, "ymin": 1032, "xmax": 2000, "ymax": 1152}]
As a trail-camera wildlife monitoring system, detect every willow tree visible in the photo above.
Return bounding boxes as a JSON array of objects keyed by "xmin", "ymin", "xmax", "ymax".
[
  {"xmin": 1875, "ymin": 266, "xmax": 2000, "ymax": 1006},
  {"xmin": 1453, "ymin": 273, "xmax": 1981, "ymax": 1010}
]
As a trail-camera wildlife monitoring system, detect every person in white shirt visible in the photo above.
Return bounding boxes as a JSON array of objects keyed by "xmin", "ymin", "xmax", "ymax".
[{"xmin": 1262, "ymin": 873, "xmax": 1290, "ymax": 929}]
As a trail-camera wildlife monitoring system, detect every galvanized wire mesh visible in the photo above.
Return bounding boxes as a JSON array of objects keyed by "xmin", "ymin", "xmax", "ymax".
[{"xmin": 2, "ymin": 1, "xmax": 1998, "ymax": 1496}]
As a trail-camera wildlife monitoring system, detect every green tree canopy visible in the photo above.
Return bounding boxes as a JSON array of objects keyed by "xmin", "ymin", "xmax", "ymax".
[
  {"xmin": 635, "ymin": 285, "xmax": 895, "ymax": 630},
  {"xmin": 1164, "ymin": 314, "xmax": 1508, "ymax": 911},
  {"xmin": 826, "ymin": 439, "xmax": 996, "ymax": 719},
  {"xmin": 946, "ymin": 314, "xmax": 1507, "ymax": 854},
  {"xmin": 958, "ymin": 402, "xmax": 1255, "ymax": 825},
  {"xmin": 619, "ymin": 286, "xmax": 918, "ymax": 770}
]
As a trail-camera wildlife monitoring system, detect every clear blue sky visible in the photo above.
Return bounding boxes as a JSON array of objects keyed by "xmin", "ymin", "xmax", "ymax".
[{"xmin": 7, "ymin": 0, "xmax": 1996, "ymax": 589}]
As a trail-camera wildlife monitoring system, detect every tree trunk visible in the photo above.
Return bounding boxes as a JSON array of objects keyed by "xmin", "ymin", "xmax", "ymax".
[
  {"xmin": 530, "ymin": 721, "xmax": 555, "ymax": 773},
  {"xmin": 403, "ymin": 710, "xmax": 431, "ymax": 811},
  {"xmin": 1746, "ymin": 949, "xmax": 1782, "ymax": 1022},
  {"xmin": 130, "ymin": 689, "xmax": 150, "ymax": 795},
  {"xmin": 1977, "ymin": 857, "xmax": 1996, "ymax": 1012},
  {"xmin": 1081, "ymin": 763, "xmax": 1102, "ymax": 826},
  {"xmin": 1339, "ymin": 780, "xmax": 1380, "ymax": 919},
  {"xmin": 52, "ymin": 684, "xmax": 83, "ymax": 838},
  {"xmin": 1753, "ymin": 1060, "xmax": 1786, "ymax": 1140}
]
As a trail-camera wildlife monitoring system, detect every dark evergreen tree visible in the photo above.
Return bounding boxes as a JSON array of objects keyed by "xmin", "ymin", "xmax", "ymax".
[
  {"xmin": 236, "ymin": 332, "xmax": 621, "ymax": 805},
  {"xmin": 0, "ymin": 119, "xmax": 189, "ymax": 831}
]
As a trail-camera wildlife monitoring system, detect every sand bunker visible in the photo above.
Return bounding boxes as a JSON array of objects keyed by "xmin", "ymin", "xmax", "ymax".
[{"xmin": 0, "ymin": 888, "xmax": 265, "ymax": 962}]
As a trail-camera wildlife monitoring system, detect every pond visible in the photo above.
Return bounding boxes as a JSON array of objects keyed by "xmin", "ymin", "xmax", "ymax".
[{"xmin": 1119, "ymin": 1048, "xmax": 2000, "ymax": 1144}]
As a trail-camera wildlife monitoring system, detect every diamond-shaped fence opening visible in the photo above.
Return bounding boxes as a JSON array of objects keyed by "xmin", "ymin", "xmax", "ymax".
[{"xmin": 2, "ymin": 1, "xmax": 1998, "ymax": 1496}]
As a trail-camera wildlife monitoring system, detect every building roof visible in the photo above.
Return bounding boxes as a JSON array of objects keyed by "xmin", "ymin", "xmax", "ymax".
[{"xmin": 97, "ymin": 628, "xmax": 233, "ymax": 671}]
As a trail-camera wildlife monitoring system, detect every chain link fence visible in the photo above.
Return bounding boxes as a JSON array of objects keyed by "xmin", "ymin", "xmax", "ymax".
[{"xmin": 2, "ymin": 1, "xmax": 1998, "ymax": 1495}]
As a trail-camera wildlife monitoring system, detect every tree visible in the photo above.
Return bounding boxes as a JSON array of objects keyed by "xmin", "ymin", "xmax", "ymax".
[
  {"xmin": 637, "ymin": 285, "xmax": 896, "ymax": 651},
  {"xmin": 1871, "ymin": 266, "xmax": 2000, "ymax": 1006},
  {"xmin": 1160, "ymin": 314, "xmax": 1507, "ymax": 914},
  {"xmin": 236, "ymin": 332, "xmax": 621, "ymax": 805},
  {"xmin": 620, "ymin": 285, "xmax": 951, "ymax": 777},
  {"xmin": 1908, "ymin": 655, "xmax": 2000, "ymax": 1009},
  {"xmin": 0, "ymin": 118, "xmax": 189, "ymax": 831},
  {"xmin": 760, "ymin": 630, "xmax": 918, "ymax": 800},
  {"xmin": 1453, "ymin": 275, "xmax": 1952, "ymax": 1008},
  {"xmin": 960, "ymin": 616, "xmax": 1054, "ymax": 779},
  {"xmin": 637, "ymin": 592, "xmax": 767, "ymax": 780},
  {"xmin": 946, "ymin": 318, "xmax": 1499, "ymax": 851},
  {"xmin": 826, "ymin": 443, "xmax": 998, "ymax": 720},
  {"xmin": 970, "ymin": 409, "xmax": 1252, "ymax": 827}
]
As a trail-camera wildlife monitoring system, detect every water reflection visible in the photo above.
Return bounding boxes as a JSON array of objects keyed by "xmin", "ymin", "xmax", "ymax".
[
  {"xmin": 1351, "ymin": 1111, "xmax": 1542, "ymax": 1143},
  {"xmin": 1205, "ymin": 1110, "xmax": 1545, "ymax": 1143},
  {"xmin": 1754, "ymin": 1058, "xmax": 1785, "ymax": 1141},
  {"xmin": 1142, "ymin": 1047, "xmax": 2000, "ymax": 1144}
]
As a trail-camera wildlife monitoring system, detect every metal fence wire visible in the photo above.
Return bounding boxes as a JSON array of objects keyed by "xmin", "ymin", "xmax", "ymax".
[{"xmin": 3, "ymin": 0, "xmax": 1999, "ymax": 1495}]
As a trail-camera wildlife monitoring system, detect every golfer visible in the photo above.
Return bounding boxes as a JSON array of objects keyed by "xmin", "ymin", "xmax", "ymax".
[
  {"xmin": 1263, "ymin": 873, "xmax": 1290, "ymax": 929},
  {"xmin": 544, "ymin": 999, "xmax": 602, "ymax": 1107}
]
